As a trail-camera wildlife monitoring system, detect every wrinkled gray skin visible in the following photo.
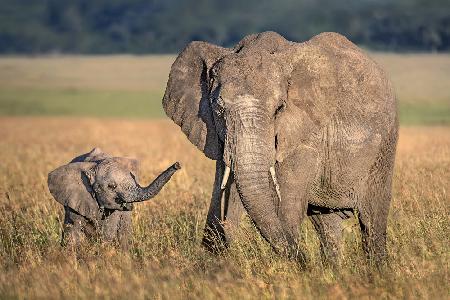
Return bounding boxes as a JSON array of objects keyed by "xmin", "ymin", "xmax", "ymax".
[
  {"xmin": 48, "ymin": 148, "xmax": 181, "ymax": 249},
  {"xmin": 163, "ymin": 32, "xmax": 398, "ymax": 266}
]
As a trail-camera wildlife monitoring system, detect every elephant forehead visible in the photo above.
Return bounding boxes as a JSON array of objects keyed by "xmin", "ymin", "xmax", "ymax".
[
  {"xmin": 220, "ymin": 51, "xmax": 282, "ymax": 76},
  {"xmin": 217, "ymin": 54, "xmax": 286, "ymax": 103},
  {"xmin": 96, "ymin": 160, "xmax": 129, "ymax": 181}
]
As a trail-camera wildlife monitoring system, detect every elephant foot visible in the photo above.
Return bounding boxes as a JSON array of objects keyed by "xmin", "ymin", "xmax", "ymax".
[{"xmin": 276, "ymin": 239, "xmax": 309, "ymax": 270}]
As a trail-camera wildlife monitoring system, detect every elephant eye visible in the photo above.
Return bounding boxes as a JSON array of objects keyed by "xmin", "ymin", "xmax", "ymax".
[
  {"xmin": 275, "ymin": 101, "xmax": 286, "ymax": 115},
  {"xmin": 108, "ymin": 183, "xmax": 117, "ymax": 190}
]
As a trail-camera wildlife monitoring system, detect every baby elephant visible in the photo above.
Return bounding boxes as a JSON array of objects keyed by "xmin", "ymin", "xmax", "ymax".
[{"xmin": 48, "ymin": 148, "xmax": 180, "ymax": 249}]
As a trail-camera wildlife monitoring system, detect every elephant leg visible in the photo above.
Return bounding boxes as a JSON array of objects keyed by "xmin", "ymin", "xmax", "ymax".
[
  {"xmin": 357, "ymin": 165, "xmax": 393, "ymax": 266},
  {"xmin": 359, "ymin": 130, "xmax": 396, "ymax": 267},
  {"xmin": 203, "ymin": 161, "xmax": 246, "ymax": 251},
  {"xmin": 276, "ymin": 146, "xmax": 317, "ymax": 264},
  {"xmin": 102, "ymin": 210, "xmax": 132, "ymax": 249},
  {"xmin": 61, "ymin": 207, "xmax": 90, "ymax": 248},
  {"xmin": 223, "ymin": 177, "xmax": 245, "ymax": 245},
  {"xmin": 202, "ymin": 160, "xmax": 227, "ymax": 252},
  {"xmin": 116, "ymin": 211, "xmax": 132, "ymax": 250},
  {"xmin": 310, "ymin": 212, "xmax": 349, "ymax": 266},
  {"xmin": 358, "ymin": 205, "xmax": 389, "ymax": 266},
  {"xmin": 357, "ymin": 192, "xmax": 390, "ymax": 266},
  {"xmin": 101, "ymin": 210, "xmax": 119, "ymax": 243},
  {"xmin": 358, "ymin": 125, "xmax": 396, "ymax": 267}
]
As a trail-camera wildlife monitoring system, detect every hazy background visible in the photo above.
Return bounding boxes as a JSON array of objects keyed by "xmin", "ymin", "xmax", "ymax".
[
  {"xmin": 1, "ymin": 0, "xmax": 449, "ymax": 53},
  {"xmin": 0, "ymin": 0, "xmax": 449, "ymax": 124},
  {"xmin": 0, "ymin": 0, "xmax": 450, "ymax": 125}
]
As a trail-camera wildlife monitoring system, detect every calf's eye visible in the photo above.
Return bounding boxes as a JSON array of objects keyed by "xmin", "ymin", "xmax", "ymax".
[{"xmin": 108, "ymin": 183, "xmax": 117, "ymax": 190}]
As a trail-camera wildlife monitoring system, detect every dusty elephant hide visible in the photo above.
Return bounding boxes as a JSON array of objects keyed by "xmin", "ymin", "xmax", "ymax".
[{"xmin": 163, "ymin": 31, "xmax": 398, "ymax": 266}]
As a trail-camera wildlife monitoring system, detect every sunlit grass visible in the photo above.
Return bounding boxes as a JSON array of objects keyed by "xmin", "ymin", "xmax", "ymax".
[{"xmin": 0, "ymin": 118, "xmax": 448, "ymax": 298}]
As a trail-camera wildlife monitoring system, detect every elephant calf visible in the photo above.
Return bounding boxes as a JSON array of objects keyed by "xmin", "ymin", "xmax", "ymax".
[{"xmin": 48, "ymin": 148, "xmax": 180, "ymax": 249}]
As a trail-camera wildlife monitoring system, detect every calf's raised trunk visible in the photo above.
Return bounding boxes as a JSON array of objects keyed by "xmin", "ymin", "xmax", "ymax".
[{"xmin": 127, "ymin": 162, "xmax": 181, "ymax": 203}]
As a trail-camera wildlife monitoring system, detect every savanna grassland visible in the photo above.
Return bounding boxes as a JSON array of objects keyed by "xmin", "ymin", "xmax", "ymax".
[{"xmin": 0, "ymin": 54, "xmax": 449, "ymax": 299}]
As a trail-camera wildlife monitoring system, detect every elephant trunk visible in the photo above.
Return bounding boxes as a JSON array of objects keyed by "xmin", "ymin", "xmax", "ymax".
[
  {"xmin": 225, "ymin": 104, "xmax": 288, "ymax": 250},
  {"xmin": 127, "ymin": 162, "xmax": 181, "ymax": 203}
]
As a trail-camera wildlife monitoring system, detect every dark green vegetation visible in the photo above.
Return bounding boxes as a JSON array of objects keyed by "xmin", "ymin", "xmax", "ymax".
[{"xmin": 0, "ymin": 0, "xmax": 449, "ymax": 54}]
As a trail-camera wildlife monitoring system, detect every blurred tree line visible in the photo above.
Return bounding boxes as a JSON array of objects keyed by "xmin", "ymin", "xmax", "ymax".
[{"xmin": 0, "ymin": 0, "xmax": 449, "ymax": 54}]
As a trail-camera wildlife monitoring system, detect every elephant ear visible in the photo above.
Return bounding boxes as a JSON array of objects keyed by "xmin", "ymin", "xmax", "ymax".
[
  {"xmin": 48, "ymin": 162, "xmax": 100, "ymax": 221},
  {"xmin": 70, "ymin": 147, "xmax": 110, "ymax": 163},
  {"xmin": 163, "ymin": 41, "xmax": 230, "ymax": 160}
]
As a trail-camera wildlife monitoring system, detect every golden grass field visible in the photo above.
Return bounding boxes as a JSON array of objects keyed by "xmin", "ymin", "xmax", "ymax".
[{"xmin": 0, "ymin": 53, "xmax": 449, "ymax": 298}]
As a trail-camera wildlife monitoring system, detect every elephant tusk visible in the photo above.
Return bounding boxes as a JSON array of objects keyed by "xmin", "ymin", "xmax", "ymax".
[
  {"xmin": 221, "ymin": 165, "xmax": 231, "ymax": 190},
  {"xmin": 270, "ymin": 166, "xmax": 282, "ymax": 203},
  {"xmin": 220, "ymin": 190, "xmax": 226, "ymax": 223},
  {"xmin": 220, "ymin": 165, "xmax": 231, "ymax": 222}
]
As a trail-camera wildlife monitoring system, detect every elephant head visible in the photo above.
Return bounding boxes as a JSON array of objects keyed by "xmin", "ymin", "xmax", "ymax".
[
  {"xmin": 163, "ymin": 31, "xmax": 325, "ymax": 246},
  {"xmin": 48, "ymin": 148, "xmax": 181, "ymax": 222}
]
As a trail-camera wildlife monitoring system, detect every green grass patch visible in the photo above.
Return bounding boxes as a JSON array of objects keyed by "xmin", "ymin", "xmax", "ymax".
[
  {"xmin": 0, "ymin": 88, "xmax": 165, "ymax": 118},
  {"xmin": 1, "ymin": 88, "xmax": 449, "ymax": 125},
  {"xmin": 399, "ymin": 101, "xmax": 450, "ymax": 125}
]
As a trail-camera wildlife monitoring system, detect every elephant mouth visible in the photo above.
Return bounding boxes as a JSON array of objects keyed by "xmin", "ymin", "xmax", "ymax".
[
  {"xmin": 115, "ymin": 196, "xmax": 133, "ymax": 211},
  {"xmin": 98, "ymin": 195, "xmax": 132, "ymax": 211},
  {"xmin": 219, "ymin": 161, "xmax": 281, "ymax": 216},
  {"xmin": 114, "ymin": 195, "xmax": 124, "ymax": 204}
]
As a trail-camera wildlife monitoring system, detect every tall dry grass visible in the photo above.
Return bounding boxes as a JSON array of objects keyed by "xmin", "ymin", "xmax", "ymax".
[{"xmin": 0, "ymin": 117, "xmax": 448, "ymax": 299}]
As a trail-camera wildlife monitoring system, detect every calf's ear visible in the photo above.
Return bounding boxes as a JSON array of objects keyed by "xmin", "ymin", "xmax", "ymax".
[
  {"xmin": 48, "ymin": 162, "xmax": 100, "ymax": 221},
  {"xmin": 70, "ymin": 147, "xmax": 110, "ymax": 163}
]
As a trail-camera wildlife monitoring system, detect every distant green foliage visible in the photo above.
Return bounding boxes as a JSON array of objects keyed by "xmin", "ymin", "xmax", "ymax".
[
  {"xmin": 399, "ymin": 102, "xmax": 450, "ymax": 125},
  {"xmin": 0, "ymin": 88, "xmax": 165, "ymax": 118},
  {"xmin": 0, "ymin": 0, "xmax": 449, "ymax": 54},
  {"xmin": 1, "ymin": 88, "xmax": 448, "ymax": 125}
]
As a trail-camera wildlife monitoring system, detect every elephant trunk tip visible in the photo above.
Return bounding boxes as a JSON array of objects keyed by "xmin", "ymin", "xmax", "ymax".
[{"xmin": 129, "ymin": 161, "xmax": 181, "ymax": 203}]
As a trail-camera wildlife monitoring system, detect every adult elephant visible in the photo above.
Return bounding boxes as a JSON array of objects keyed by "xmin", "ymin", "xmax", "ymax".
[{"xmin": 163, "ymin": 31, "xmax": 398, "ymax": 265}]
